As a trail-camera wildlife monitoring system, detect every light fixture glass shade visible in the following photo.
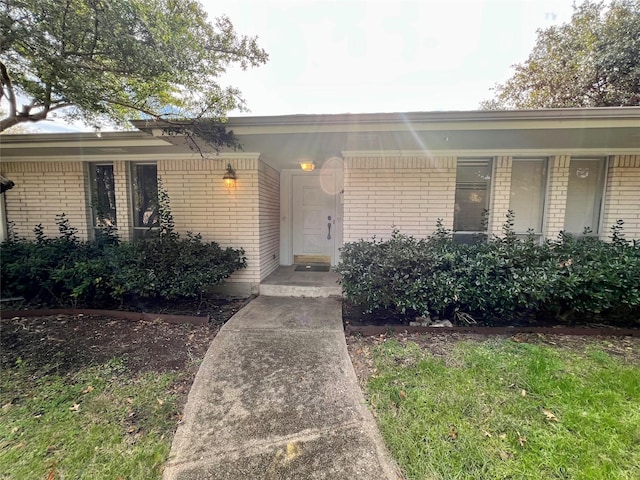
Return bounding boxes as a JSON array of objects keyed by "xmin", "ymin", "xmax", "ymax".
[
  {"xmin": 223, "ymin": 164, "xmax": 236, "ymax": 188},
  {"xmin": 300, "ymin": 161, "xmax": 315, "ymax": 172}
]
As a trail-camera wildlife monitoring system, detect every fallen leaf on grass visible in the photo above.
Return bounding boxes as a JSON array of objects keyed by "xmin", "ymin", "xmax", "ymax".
[
  {"xmin": 399, "ymin": 390, "xmax": 406, "ymax": 400},
  {"xmin": 482, "ymin": 430, "xmax": 492, "ymax": 438},
  {"xmin": 498, "ymin": 433, "xmax": 507, "ymax": 440},
  {"xmin": 125, "ymin": 397, "xmax": 133, "ymax": 404},
  {"xmin": 82, "ymin": 386, "xmax": 94, "ymax": 394},
  {"xmin": 521, "ymin": 389, "xmax": 527, "ymax": 397},
  {"xmin": 448, "ymin": 426, "xmax": 458, "ymax": 440},
  {"xmin": 542, "ymin": 408, "xmax": 559, "ymax": 422},
  {"xmin": 517, "ymin": 431, "xmax": 527, "ymax": 447},
  {"xmin": 69, "ymin": 403, "xmax": 80, "ymax": 412},
  {"xmin": 47, "ymin": 469, "xmax": 55, "ymax": 480},
  {"xmin": 499, "ymin": 450, "xmax": 513, "ymax": 461},
  {"xmin": 157, "ymin": 398, "xmax": 164, "ymax": 406}
]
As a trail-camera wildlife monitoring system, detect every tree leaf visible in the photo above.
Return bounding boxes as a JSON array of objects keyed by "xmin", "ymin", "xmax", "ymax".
[{"xmin": 542, "ymin": 408, "xmax": 559, "ymax": 422}]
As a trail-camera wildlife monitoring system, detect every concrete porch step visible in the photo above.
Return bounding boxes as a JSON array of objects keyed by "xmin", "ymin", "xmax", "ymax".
[
  {"xmin": 259, "ymin": 283, "xmax": 342, "ymax": 298},
  {"xmin": 259, "ymin": 266, "xmax": 342, "ymax": 298}
]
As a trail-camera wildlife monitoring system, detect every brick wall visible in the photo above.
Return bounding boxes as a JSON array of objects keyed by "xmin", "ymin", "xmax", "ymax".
[
  {"xmin": 543, "ymin": 155, "xmax": 570, "ymax": 239},
  {"xmin": 602, "ymin": 155, "xmax": 640, "ymax": 239},
  {"xmin": 1, "ymin": 161, "xmax": 91, "ymax": 240},
  {"xmin": 258, "ymin": 161, "xmax": 280, "ymax": 281},
  {"xmin": 343, "ymin": 155, "xmax": 456, "ymax": 242},
  {"xmin": 158, "ymin": 156, "xmax": 261, "ymax": 286},
  {"xmin": 113, "ymin": 160, "xmax": 133, "ymax": 240},
  {"xmin": 488, "ymin": 156, "xmax": 512, "ymax": 237}
]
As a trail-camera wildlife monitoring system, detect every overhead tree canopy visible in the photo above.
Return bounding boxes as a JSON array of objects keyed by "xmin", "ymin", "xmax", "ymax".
[
  {"xmin": 0, "ymin": 0, "xmax": 268, "ymax": 138},
  {"xmin": 481, "ymin": 0, "xmax": 640, "ymax": 109}
]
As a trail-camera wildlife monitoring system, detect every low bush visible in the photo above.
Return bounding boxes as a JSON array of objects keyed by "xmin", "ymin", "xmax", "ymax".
[
  {"xmin": 1, "ymin": 214, "xmax": 247, "ymax": 308},
  {"xmin": 336, "ymin": 216, "xmax": 640, "ymax": 326}
]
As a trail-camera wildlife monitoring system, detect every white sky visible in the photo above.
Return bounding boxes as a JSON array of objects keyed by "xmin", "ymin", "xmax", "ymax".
[
  {"xmin": 12, "ymin": 0, "xmax": 580, "ymax": 132},
  {"xmin": 208, "ymin": 0, "xmax": 578, "ymax": 115}
]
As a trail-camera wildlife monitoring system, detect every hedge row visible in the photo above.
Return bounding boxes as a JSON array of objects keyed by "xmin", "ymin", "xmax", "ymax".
[
  {"xmin": 1, "ymin": 214, "xmax": 246, "ymax": 307},
  {"xmin": 336, "ymin": 217, "xmax": 640, "ymax": 326}
]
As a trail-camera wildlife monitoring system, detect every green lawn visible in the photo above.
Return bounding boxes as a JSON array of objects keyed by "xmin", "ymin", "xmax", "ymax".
[
  {"xmin": 0, "ymin": 357, "xmax": 180, "ymax": 479},
  {"xmin": 367, "ymin": 337, "xmax": 640, "ymax": 480}
]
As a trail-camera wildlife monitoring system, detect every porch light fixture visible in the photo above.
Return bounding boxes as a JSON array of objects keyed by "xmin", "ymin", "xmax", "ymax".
[
  {"xmin": 223, "ymin": 163, "xmax": 237, "ymax": 189},
  {"xmin": 300, "ymin": 161, "xmax": 315, "ymax": 172}
]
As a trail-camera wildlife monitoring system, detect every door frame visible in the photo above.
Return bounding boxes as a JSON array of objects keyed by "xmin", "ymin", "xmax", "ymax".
[{"xmin": 280, "ymin": 168, "xmax": 343, "ymax": 266}]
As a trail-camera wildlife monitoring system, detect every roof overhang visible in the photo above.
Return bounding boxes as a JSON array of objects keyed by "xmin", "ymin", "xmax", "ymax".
[{"xmin": 2, "ymin": 108, "xmax": 639, "ymax": 169}]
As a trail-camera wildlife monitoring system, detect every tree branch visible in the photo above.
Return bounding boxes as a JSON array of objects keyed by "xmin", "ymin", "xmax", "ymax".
[{"xmin": 0, "ymin": 61, "xmax": 17, "ymax": 118}]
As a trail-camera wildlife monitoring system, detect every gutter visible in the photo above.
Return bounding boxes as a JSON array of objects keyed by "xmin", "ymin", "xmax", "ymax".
[
  {"xmin": 216, "ymin": 107, "xmax": 640, "ymax": 127},
  {"xmin": 130, "ymin": 107, "xmax": 640, "ymax": 134}
]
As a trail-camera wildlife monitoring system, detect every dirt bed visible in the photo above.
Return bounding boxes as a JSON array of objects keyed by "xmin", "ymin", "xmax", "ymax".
[{"xmin": 0, "ymin": 298, "xmax": 248, "ymax": 408}]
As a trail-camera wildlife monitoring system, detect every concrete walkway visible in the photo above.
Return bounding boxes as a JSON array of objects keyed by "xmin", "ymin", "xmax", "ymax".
[{"xmin": 163, "ymin": 296, "xmax": 399, "ymax": 479}]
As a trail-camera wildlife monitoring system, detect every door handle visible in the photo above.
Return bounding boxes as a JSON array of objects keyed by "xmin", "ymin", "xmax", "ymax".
[{"xmin": 327, "ymin": 215, "xmax": 332, "ymax": 240}]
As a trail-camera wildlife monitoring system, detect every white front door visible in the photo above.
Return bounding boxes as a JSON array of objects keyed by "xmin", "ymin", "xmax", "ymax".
[{"xmin": 292, "ymin": 173, "xmax": 337, "ymax": 264}]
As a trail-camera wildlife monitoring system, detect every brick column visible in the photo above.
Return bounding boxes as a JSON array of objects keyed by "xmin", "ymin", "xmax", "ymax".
[
  {"xmin": 543, "ymin": 155, "xmax": 571, "ymax": 240},
  {"xmin": 488, "ymin": 156, "xmax": 512, "ymax": 238},
  {"xmin": 113, "ymin": 160, "xmax": 133, "ymax": 241}
]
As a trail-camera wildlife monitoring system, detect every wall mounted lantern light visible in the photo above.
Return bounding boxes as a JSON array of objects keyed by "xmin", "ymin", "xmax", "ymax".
[
  {"xmin": 300, "ymin": 161, "xmax": 315, "ymax": 172},
  {"xmin": 223, "ymin": 163, "xmax": 237, "ymax": 189}
]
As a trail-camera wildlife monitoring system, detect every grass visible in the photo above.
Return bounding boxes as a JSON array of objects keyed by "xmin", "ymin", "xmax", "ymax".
[
  {"xmin": 0, "ymin": 357, "xmax": 181, "ymax": 479},
  {"xmin": 367, "ymin": 338, "xmax": 640, "ymax": 480}
]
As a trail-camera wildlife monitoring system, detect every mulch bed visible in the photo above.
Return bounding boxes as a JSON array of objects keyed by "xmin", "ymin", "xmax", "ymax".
[
  {"xmin": 0, "ymin": 297, "xmax": 249, "ymax": 410},
  {"xmin": 343, "ymin": 301, "xmax": 640, "ymax": 337}
]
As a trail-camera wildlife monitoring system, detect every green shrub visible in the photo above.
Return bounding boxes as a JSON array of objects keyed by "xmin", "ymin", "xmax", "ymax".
[
  {"xmin": 106, "ymin": 232, "xmax": 246, "ymax": 302},
  {"xmin": 336, "ymin": 216, "xmax": 640, "ymax": 326},
  {"xmin": 1, "ymin": 210, "xmax": 247, "ymax": 307}
]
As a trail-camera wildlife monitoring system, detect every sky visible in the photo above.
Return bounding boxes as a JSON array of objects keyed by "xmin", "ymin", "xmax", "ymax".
[
  {"xmin": 14, "ymin": 0, "xmax": 580, "ymax": 132},
  {"xmin": 206, "ymin": 0, "xmax": 577, "ymax": 115}
]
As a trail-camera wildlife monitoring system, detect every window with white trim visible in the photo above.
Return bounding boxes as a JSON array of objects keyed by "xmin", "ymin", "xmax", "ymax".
[
  {"xmin": 89, "ymin": 163, "xmax": 116, "ymax": 230},
  {"xmin": 564, "ymin": 158, "xmax": 606, "ymax": 235},
  {"xmin": 131, "ymin": 163, "xmax": 159, "ymax": 238},
  {"xmin": 454, "ymin": 159, "xmax": 492, "ymax": 241},
  {"xmin": 509, "ymin": 158, "xmax": 547, "ymax": 235}
]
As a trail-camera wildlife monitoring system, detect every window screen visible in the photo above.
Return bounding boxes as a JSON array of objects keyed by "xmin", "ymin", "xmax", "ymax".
[
  {"xmin": 131, "ymin": 163, "xmax": 159, "ymax": 230},
  {"xmin": 454, "ymin": 160, "xmax": 492, "ymax": 232},
  {"xmin": 510, "ymin": 159, "xmax": 547, "ymax": 233},
  {"xmin": 89, "ymin": 164, "xmax": 116, "ymax": 227},
  {"xmin": 564, "ymin": 159, "xmax": 605, "ymax": 234}
]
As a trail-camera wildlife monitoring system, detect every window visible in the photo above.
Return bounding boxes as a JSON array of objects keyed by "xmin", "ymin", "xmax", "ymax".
[
  {"xmin": 131, "ymin": 163, "xmax": 159, "ymax": 237},
  {"xmin": 454, "ymin": 159, "xmax": 492, "ymax": 241},
  {"xmin": 89, "ymin": 163, "xmax": 116, "ymax": 228},
  {"xmin": 510, "ymin": 158, "xmax": 547, "ymax": 234},
  {"xmin": 564, "ymin": 158, "xmax": 606, "ymax": 235}
]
